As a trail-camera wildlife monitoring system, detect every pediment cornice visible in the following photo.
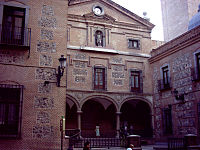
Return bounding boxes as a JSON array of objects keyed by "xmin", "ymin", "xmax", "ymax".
[{"xmin": 68, "ymin": 0, "xmax": 155, "ymax": 29}]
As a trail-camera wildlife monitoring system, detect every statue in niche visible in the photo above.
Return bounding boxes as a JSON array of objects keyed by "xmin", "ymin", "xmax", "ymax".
[{"xmin": 95, "ymin": 30, "xmax": 103, "ymax": 47}]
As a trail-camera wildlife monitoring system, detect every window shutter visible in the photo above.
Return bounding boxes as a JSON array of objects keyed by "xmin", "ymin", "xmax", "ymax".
[
  {"xmin": 139, "ymin": 70, "xmax": 143, "ymax": 93},
  {"xmin": 138, "ymin": 40, "xmax": 141, "ymax": 49},
  {"xmin": 92, "ymin": 66, "xmax": 95, "ymax": 90},
  {"xmin": 129, "ymin": 70, "xmax": 132, "ymax": 91},
  {"xmin": 128, "ymin": 40, "xmax": 131, "ymax": 48},
  {"xmin": 104, "ymin": 67, "xmax": 107, "ymax": 91}
]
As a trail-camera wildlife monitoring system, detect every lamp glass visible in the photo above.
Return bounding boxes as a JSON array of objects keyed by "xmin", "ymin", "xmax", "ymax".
[{"xmin": 59, "ymin": 55, "xmax": 66, "ymax": 69}]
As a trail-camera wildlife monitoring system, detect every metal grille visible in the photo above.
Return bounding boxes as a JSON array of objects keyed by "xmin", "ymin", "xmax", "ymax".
[
  {"xmin": 168, "ymin": 138, "xmax": 186, "ymax": 150},
  {"xmin": 0, "ymin": 84, "xmax": 23, "ymax": 138}
]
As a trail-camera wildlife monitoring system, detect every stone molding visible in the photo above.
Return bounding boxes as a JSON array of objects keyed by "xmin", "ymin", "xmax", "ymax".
[
  {"xmin": 66, "ymin": 89, "xmax": 152, "ymax": 111},
  {"xmin": 67, "ymin": 45, "xmax": 151, "ymax": 58}
]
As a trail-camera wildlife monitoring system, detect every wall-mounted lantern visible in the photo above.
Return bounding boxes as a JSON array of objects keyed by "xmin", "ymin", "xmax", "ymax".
[
  {"xmin": 44, "ymin": 55, "xmax": 66, "ymax": 87},
  {"xmin": 172, "ymin": 89, "xmax": 185, "ymax": 102}
]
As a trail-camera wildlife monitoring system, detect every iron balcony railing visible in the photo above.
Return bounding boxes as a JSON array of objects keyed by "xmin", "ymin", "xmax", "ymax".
[
  {"xmin": 158, "ymin": 77, "xmax": 172, "ymax": 91},
  {"xmin": 0, "ymin": 24, "xmax": 31, "ymax": 48},
  {"xmin": 168, "ymin": 137, "xmax": 186, "ymax": 150}
]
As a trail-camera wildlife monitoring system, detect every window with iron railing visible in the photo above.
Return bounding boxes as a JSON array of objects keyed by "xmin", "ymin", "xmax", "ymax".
[
  {"xmin": 0, "ymin": 84, "xmax": 23, "ymax": 138},
  {"xmin": 130, "ymin": 70, "xmax": 143, "ymax": 93},
  {"xmin": 158, "ymin": 66, "xmax": 171, "ymax": 91},
  {"xmin": 163, "ymin": 105, "xmax": 173, "ymax": 135},
  {"xmin": 0, "ymin": 5, "xmax": 31, "ymax": 49},
  {"xmin": 192, "ymin": 53, "xmax": 200, "ymax": 81},
  {"xmin": 93, "ymin": 67, "xmax": 106, "ymax": 90},
  {"xmin": 158, "ymin": 77, "xmax": 171, "ymax": 91}
]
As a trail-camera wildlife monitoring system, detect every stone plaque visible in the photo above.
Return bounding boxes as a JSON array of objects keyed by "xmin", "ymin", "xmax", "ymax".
[
  {"xmin": 75, "ymin": 76, "xmax": 85, "ymax": 82},
  {"xmin": 112, "ymin": 65, "xmax": 123, "ymax": 71},
  {"xmin": 41, "ymin": 29, "xmax": 53, "ymax": 40},
  {"xmin": 74, "ymin": 61, "xmax": 86, "ymax": 68},
  {"xmin": 39, "ymin": 16, "xmax": 56, "ymax": 28},
  {"xmin": 37, "ymin": 41, "xmax": 56, "ymax": 53},
  {"xmin": 73, "ymin": 69, "xmax": 87, "ymax": 76},
  {"xmin": 40, "ymin": 54, "xmax": 53, "ymax": 67},
  {"xmin": 112, "ymin": 72, "xmax": 125, "ymax": 78},
  {"xmin": 38, "ymin": 83, "xmax": 51, "ymax": 93},
  {"xmin": 33, "ymin": 125, "xmax": 53, "ymax": 139},
  {"xmin": 113, "ymin": 79, "xmax": 123, "ymax": 86},
  {"xmin": 34, "ymin": 96, "xmax": 54, "ymax": 109},
  {"xmin": 35, "ymin": 68, "xmax": 56, "ymax": 80},
  {"xmin": 42, "ymin": 5, "xmax": 54, "ymax": 16},
  {"xmin": 0, "ymin": 51, "xmax": 24, "ymax": 64},
  {"xmin": 111, "ymin": 57, "xmax": 123, "ymax": 64},
  {"xmin": 37, "ymin": 111, "xmax": 50, "ymax": 124},
  {"xmin": 75, "ymin": 53, "xmax": 86, "ymax": 60}
]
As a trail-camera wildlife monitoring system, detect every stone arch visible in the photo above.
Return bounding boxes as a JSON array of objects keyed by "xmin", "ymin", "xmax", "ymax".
[
  {"xmin": 80, "ymin": 94, "xmax": 119, "ymax": 111},
  {"xmin": 66, "ymin": 94, "xmax": 80, "ymax": 110},
  {"xmin": 66, "ymin": 94, "xmax": 80, "ymax": 129},
  {"xmin": 120, "ymin": 96, "xmax": 152, "ymax": 111},
  {"xmin": 80, "ymin": 94, "xmax": 119, "ymax": 137},
  {"xmin": 120, "ymin": 96, "xmax": 153, "ymax": 137}
]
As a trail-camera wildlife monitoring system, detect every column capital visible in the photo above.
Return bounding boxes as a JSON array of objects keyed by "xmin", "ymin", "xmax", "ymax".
[
  {"xmin": 116, "ymin": 111, "xmax": 122, "ymax": 115},
  {"xmin": 77, "ymin": 111, "xmax": 83, "ymax": 114}
]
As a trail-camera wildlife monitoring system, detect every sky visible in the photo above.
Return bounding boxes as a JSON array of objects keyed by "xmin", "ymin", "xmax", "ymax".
[{"xmin": 112, "ymin": 0, "xmax": 164, "ymax": 41}]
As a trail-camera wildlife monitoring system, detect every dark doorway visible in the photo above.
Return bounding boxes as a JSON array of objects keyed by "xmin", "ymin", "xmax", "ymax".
[
  {"xmin": 81, "ymin": 99, "xmax": 116, "ymax": 137},
  {"xmin": 66, "ymin": 103, "xmax": 77, "ymax": 129},
  {"xmin": 120, "ymin": 100, "xmax": 152, "ymax": 137}
]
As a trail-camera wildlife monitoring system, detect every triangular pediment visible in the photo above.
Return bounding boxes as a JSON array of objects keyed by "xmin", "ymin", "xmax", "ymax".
[
  {"xmin": 83, "ymin": 12, "xmax": 116, "ymax": 23},
  {"xmin": 68, "ymin": 0, "xmax": 155, "ymax": 29}
]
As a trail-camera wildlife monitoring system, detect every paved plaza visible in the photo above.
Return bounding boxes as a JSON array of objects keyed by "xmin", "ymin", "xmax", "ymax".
[{"xmin": 73, "ymin": 145, "xmax": 154, "ymax": 150}]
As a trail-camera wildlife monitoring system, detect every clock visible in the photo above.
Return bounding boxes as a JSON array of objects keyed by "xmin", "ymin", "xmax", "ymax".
[{"xmin": 93, "ymin": 5, "xmax": 104, "ymax": 16}]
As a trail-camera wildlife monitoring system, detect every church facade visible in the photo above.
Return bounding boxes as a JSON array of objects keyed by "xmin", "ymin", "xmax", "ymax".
[{"xmin": 66, "ymin": 0, "xmax": 154, "ymax": 139}]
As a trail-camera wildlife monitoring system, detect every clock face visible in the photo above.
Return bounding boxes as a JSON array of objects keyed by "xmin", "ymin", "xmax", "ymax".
[
  {"xmin": 93, "ymin": 5, "xmax": 104, "ymax": 16},
  {"xmin": 94, "ymin": 7, "xmax": 102, "ymax": 15}
]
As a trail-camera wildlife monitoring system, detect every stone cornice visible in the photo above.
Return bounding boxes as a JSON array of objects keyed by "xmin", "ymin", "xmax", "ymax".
[
  {"xmin": 68, "ymin": 0, "xmax": 155, "ymax": 30},
  {"xmin": 149, "ymin": 25, "xmax": 200, "ymax": 64},
  {"xmin": 67, "ymin": 45, "xmax": 151, "ymax": 58},
  {"xmin": 68, "ymin": 14, "xmax": 150, "ymax": 31},
  {"xmin": 66, "ymin": 88, "xmax": 152, "ymax": 97}
]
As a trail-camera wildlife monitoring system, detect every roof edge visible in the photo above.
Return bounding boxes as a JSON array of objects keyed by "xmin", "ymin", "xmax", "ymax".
[{"xmin": 68, "ymin": 0, "xmax": 155, "ymax": 29}]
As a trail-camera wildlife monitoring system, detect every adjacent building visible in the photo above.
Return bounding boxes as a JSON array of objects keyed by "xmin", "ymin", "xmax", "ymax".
[
  {"xmin": 66, "ymin": 0, "xmax": 154, "ymax": 138},
  {"xmin": 149, "ymin": 9, "xmax": 200, "ymax": 141},
  {"xmin": 161, "ymin": 0, "xmax": 200, "ymax": 41}
]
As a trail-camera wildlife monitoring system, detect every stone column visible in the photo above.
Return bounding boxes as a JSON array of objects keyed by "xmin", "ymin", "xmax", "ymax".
[
  {"xmin": 77, "ymin": 111, "xmax": 82, "ymax": 131},
  {"xmin": 116, "ymin": 111, "xmax": 121, "ymax": 138}
]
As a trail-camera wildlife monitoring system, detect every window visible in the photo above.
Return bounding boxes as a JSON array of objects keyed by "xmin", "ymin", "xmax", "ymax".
[
  {"xmin": 158, "ymin": 65, "xmax": 171, "ymax": 91},
  {"xmin": 195, "ymin": 53, "xmax": 200, "ymax": 80},
  {"xmin": 95, "ymin": 30, "xmax": 104, "ymax": 47},
  {"xmin": 163, "ymin": 105, "xmax": 173, "ymax": 135},
  {"xmin": 198, "ymin": 103, "xmax": 200, "ymax": 135},
  {"xmin": 94, "ymin": 67, "xmax": 106, "ymax": 90},
  {"xmin": 0, "ymin": 84, "xmax": 23, "ymax": 138},
  {"xmin": 2, "ymin": 6, "xmax": 25, "ymax": 45},
  {"xmin": 130, "ymin": 70, "xmax": 143, "ymax": 93},
  {"xmin": 0, "ymin": 4, "xmax": 30, "ymax": 48},
  {"xmin": 162, "ymin": 66, "xmax": 169, "ymax": 86},
  {"xmin": 128, "ymin": 39, "xmax": 140, "ymax": 49}
]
